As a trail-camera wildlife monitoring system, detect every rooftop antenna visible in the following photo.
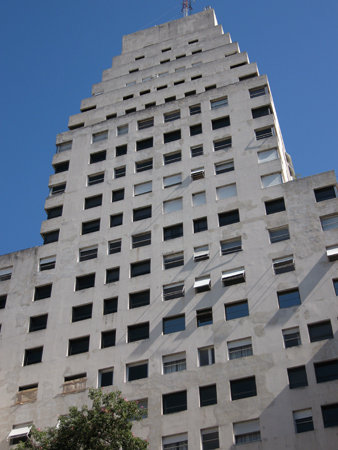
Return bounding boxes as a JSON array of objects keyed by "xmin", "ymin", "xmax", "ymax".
[{"xmin": 182, "ymin": 0, "xmax": 194, "ymax": 17}]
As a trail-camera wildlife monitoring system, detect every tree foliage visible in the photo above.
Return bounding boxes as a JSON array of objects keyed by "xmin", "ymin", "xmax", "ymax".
[{"xmin": 17, "ymin": 389, "xmax": 148, "ymax": 450}]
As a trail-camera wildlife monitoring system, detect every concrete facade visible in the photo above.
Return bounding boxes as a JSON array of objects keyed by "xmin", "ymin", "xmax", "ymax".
[{"xmin": 1, "ymin": 8, "xmax": 338, "ymax": 449}]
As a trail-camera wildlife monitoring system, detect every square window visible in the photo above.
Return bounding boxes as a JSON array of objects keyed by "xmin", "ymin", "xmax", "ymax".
[
  {"xmin": 194, "ymin": 275, "xmax": 211, "ymax": 292},
  {"xmin": 192, "ymin": 191, "xmax": 206, "ymax": 206},
  {"xmin": 194, "ymin": 217, "xmax": 208, "ymax": 233},
  {"xmin": 213, "ymin": 138, "xmax": 232, "ymax": 151},
  {"xmin": 114, "ymin": 166, "xmax": 126, "ymax": 178},
  {"xmin": 212, "ymin": 116, "xmax": 230, "ymax": 130},
  {"xmin": 190, "ymin": 123, "xmax": 202, "ymax": 136},
  {"xmin": 34, "ymin": 284, "xmax": 52, "ymax": 300},
  {"xmin": 76, "ymin": 274, "xmax": 95, "ymax": 291},
  {"xmin": 225, "ymin": 300, "xmax": 249, "ymax": 321},
  {"xmin": 54, "ymin": 161, "xmax": 69, "ymax": 174},
  {"xmin": 88, "ymin": 172, "xmax": 104, "ymax": 186},
  {"xmin": 68, "ymin": 337, "xmax": 89, "ymax": 355},
  {"xmin": 132, "ymin": 232, "xmax": 151, "ymax": 248},
  {"xmin": 133, "ymin": 206, "xmax": 152, "ymax": 221},
  {"xmin": 24, "ymin": 347, "xmax": 43, "ymax": 365},
  {"xmin": 197, "ymin": 308, "xmax": 213, "ymax": 327},
  {"xmin": 138, "ymin": 117, "xmax": 154, "ymax": 130},
  {"xmin": 82, "ymin": 219, "xmax": 100, "ymax": 234},
  {"xmin": 200, "ymin": 385, "xmax": 217, "ymax": 407},
  {"xmin": 191, "ymin": 167, "xmax": 205, "ymax": 179},
  {"xmin": 277, "ymin": 288, "xmax": 301, "ymax": 308},
  {"xmin": 127, "ymin": 362, "xmax": 148, "ymax": 381},
  {"xmin": 136, "ymin": 158, "xmax": 153, "ymax": 172},
  {"xmin": 39, "ymin": 256, "xmax": 56, "ymax": 271},
  {"xmin": 163, "ymin": 252, "xmax": 184, "ymax": 270},
  {"xmin": 216, "ymin": 184, "xmax": 237, "ymax": 200},
  {"xmin": 103, "ymin": 297, "xmax": 118, "ymax": 315},
  {"xmin": 99, "ymin": 368, "xmax": 113, "ymax": 387},
  {"xmin": 108, "ymin": 239, "xmax": 121, "ymax": 254},
  {"xmin": 163, "ymin": 315, "xmax": 185, "ymax": 335},
  {"xmin": 233, "ymin": 419, "xmax": 261, "ymax": 444},
  {"xmin": 164, "ymin": 110, "xmax": 180, "ymax": 122},
  {"xmin": 49, "ymin": 184, "xmax": 66, "ymax": 196},
  {"xmin": 163, "ymin": 353, "xmax": 186, "ymax": 374},
  {"xmin": 261, "ymin": 172, "xmax": 283, "ymax": 188},
  {"xmin": 191, "ymin": 145, "xmax": 203, "ymax": 157},
  {"xmin": 90, "ymin": 150, "xmax": 106, "ymax": 164},
  {"xmin": 129, "ymin": 290, "xmax": 150, "ymax": 309},
  {"xmin": 134, "ymin": 181, "xmax": 152, "ymax": 196},
  {"xmin": 269, "ymin": 226, "xmax": 290, "ymax": 243},
  {"xmin": 194, "ymin": 244, "xmax": 209, "ymax": 261},
  {"xmin": 321, "ymin": 404, "xmax": 338, "ymax": 428},
  {"xmin": 230, "ymin": 376, "xmax": 257, "ymax": 400},
  {"xmin": 218, "ymin": 209, "xmax": 239, "ymax": 227},
  {"xmin": 308, "ymin": 321, "xmax": 334, "ymax": 342},
  {"xmin": 273, "ymin": 256, "xmax": 295, "ymax": 274},
  {"xmin": 164, "ymin": 130, "xmax": 181, "ymax": 143},
  {"xmin": 222, "ymin": 268, "xmax": 245, "ymax": 286},
  {"xmin": 16, "ymin": 385, "xmax": 38, "ymax": 405},
  {"xmin": 112, "ymin": 188, "xmax": 124, "ymax": 202},
  {"xmin": 72, "ymin": 304, "xmax": 92, "ymax": 322},
  {"xmin": 265, "ymin": 198, "xmax": 285, "ymax": 215},
  {"xmin": 128, "ymin": 323, "xmax": 149, "ymax": 342},
  {"xmin": 92, "ymin": 131, "xmax": 108, "ymax": 143},
  {"xmin": 163, "ymin": 173, "xmax": 182, "ymax": 188},
  {"xmin": 163, "ymin": 198, "xmax": 182, "ymax": 214},
  {"xmin": 106, "ymin": 267, "xmax": 120, "ymax": 284},
  {"xmin": 131, "ymin": 260, "xmax": 150, "ymax": 278},
  {"xmin": 189, "ymin": 104, "xmax": 201, "ymax": 115},
  {"xmin": 228, "ymin": 337, "xmax": 253, "ymax": 360},
  {"xmin": 117, "ymin": 125, "xmax": 128, "ymax": 136},
  {"xmin": 29, "ymin": 315, "xmax": 48, "ymax": 332},
  {"xmin": 46, "ymin": 205, "xmax": 63, "ymax": 219},
  {"xmin": 201, "ymin": 428, "xmax": 219, "ymax": 450},
  {"xmin": 314, "ymin": 360, "xmax": 338, "ymax": 383},
  {"xmin": 8, "ymin": 423, "xmax": 33, "ymax": 445},
  {"xmin": 136, "ymin": 137, "xmax": 153, "ymax": 151},
  {"xmin": 43, "ymin": 230, "xmax": 59, "ymax": 245},
  {"xmin": 199, "ymin": 347, "xmax": 215, "ymax": 366},
  {"xmin": 282, "ymin": 327, "xmax": 301, "ymax": 348},
  {"xmin": 321, "ymin": 214, "xmax": 338, "ymax": 231},
  {"xmin": 288, "ymin": 366, "xmax": 308, "ymax": 389},
  {"xmin": 163, "ymin": 283, "xmax": 185, "ymax": 301},
  {"xmin": 163, "ymin": 391, "xmax": 187, "ymax": 414},
  {"xmin": 110, "ymin": 213, "xmax": 123, "ymax": 227},
  {"xmin": 164, "ymin": 223, "xmax": 183, "ymax": 241},
  {"xmin": 84, "ymin": 195, "xmax": 102, "ymax": 210},
  {"xmin": 116, "ymin": 144, "xmax": 127, "ymax": 156},
  {"xmin": 314, "ymin": 186, "xmax": 336, "ymax": 202},
  {"xmin": 221, "ymin": 237, "xmax": 242, "ymax": 255},
  {"xmin": 164, "ymin": 151, "xmax": 181, "ymax": 165},
  {"xmin": 101, "ymin": 330, "xmax": 116, "ymax": 348},
  {"xmin": 293, "ymin": 410, "xmax": 314, "ymax": 433}
]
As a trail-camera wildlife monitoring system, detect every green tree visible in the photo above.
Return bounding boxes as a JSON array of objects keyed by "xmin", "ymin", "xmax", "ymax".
[{"xmin": 17, "ymin": 389, "xmax": 148, "ymax": 450}]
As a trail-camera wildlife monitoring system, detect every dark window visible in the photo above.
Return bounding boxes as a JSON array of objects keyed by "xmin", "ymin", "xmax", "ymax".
[
  {"xmin": 112, "ymin": 189, "xmax": 124, "ymax": 202},
  {"xmin": 90, "ymin": 150, "xmax": 106, "ymax": 164},
  {"xmin": 190, "ymin": 124, "xmax": 202, "ymax": 136},
  {"xmin": 50, "ymin": 183, "xmax": 66, "ymax": 195},
  {"xmin": 128, "ymin": 323, "xmax": 149, "ymax": 342},
  {"xmin": 79, "ymin": 247, "xmax": 97, "ymax": 261},
  {"xmin": 162, "ymin": 47, "xmax": 171, "ymax": 52},
  {"xmin": 161, "ymin": 59, "xmax": 170, "ymax": 64},
  {"xmin": 132, "ymin": 232, "xmax": 151, "ymax": 248},
  {"xmin": 214, "ymin": 138, "xmax": 232, "ymax": 151},
  {"xmin": 283, "ymin": 328, "xmax": 301, "ymax": 348},
  {"xmin": 114, "ymin": 166, "xmax": 125, "ymax": 178},
  {"xmin": 106, "ymin": 267, "xmax": 120, "ymax": 284},
  {"xmin": 126, "ymin": 107, "xmax": 136, "ymax": 115},
  {"xmin": 212, "ymin": 116, "xmax": 230, "ymax": 130},
  {"xmin": 34, "ymin": 284, "xmax": 52, "ymax": 300},
  {"xmin": 136, "ymin": 137, "xmax": 153, "ymax": 151},
  {"xmin": 72, "ymin": 304, "xmax": 92, "ymax": 322},
  {"xmin": 103, "ymin": 297, "xmax": 118, "ymax": 315},
  {"xmin": 164, "ymin": 130, "xmax": 181, "ymax": 143},
  {"xmin": 249, "ymin": 86, "xmax": 267, "ymax": 98},
  {"xmin": 135, "ymin": 55, "xmax": 144, "ymax": 59},
  {"xmin": 334, "ymin": 279, "xmax": 338, "ymax": 295},
  {"xmin": 0, "ymin": 295, "xmax": 7, "ymax": 309},
  {"xmin": 43, "ymin": 230, "xmax": 59, "ymax": 245},
  {"xmin": 315, "ymin": 360, "xmax": 338, "ymax": 383},
  {"xmin": 88, "ymin": 173, "xmax": 104, "ymax": 185},
  {"xmin": 85, "ymin": 194, "xmax": 102, "ymax": 210},
  {"xmin": 230, "ymin": 376, "xmax": 257, "ymax": 400},
  {"xmin": 163, "ymin": 283, "xmax": 185, "ymax": 300},
  {"xmin": 278, "ymin": 289, "xmax": 301, "ymax": 309},
  {"xmin": 255, "ymin": 127, "xmax": 274, "ymax": 140},
  {"xmin": 197, "ymin": 308, "xmax": 213, "ymax": 327},
  {"xmin": 165, "ymin": 96, "xmax": 176, "ymax": 103},
  {"xmin": 140, "ymin": 89, "xmax": 150, "ymax": 96},
  {"xmin": 157, "ymin": 85, "xmax": 167, "ymax": 91},
  {"xmin": 239, "ymin": 73, "xmax": 258, "ymax": 81},
  {"xmin": 163, "ymin": 391, "xmax": 187, "ymax": 414},
  {"xmin": 269, "ymin": 226, "xmax": 290, "ymax": 243},
  {"xmin": 189, "ymin": 39, "xmax": 198, "ymax": 44},
  {"xmin": 123, "ymin": 94, "xmax": 133, "ymax": 100},
  {"xmin": 138, "ymin": 118, "xmax": 154, "ymax": 130},
  {"xmin": 199, "ymin": 347, "xmax": 215, "ymax": 366},
  {"xmin": 82, "ymin": 219, "xmax": 100, "ymax": 234},
  {"xmin": 29, "ymin": 315, "xmax": 48, "ymax": 332},
  {"xmin": 225, "ymin": 300, "xmax": 249, "ymax": 321},
  {"xmin": 130, "ymin": 290, "xmax": 150, "ymax": 309},
  {"xmin": 106, "ymin": 113, "xmax": 116, "ymax": 120},
  {"xmin": 163, "ymin": 253, "xmax": 184, "ymax": 269},
  {"xmin": 185, "ymin": 90, "xmax": 196, "ymax": 97},
  {"xmin": 322, "ymin": 404, "xmax": 338, "ymax": 428},
  {"xmin": 76, "ymin": 274, "xmax": 95, "ymax": 291},
  {"xmin": 200, "ymin": 385, "xmax": 217, "ymax": 407},
  {"xmin": 131, "ymin": 260, "xmax": 150, "ymax": 278},
  {"xmin": 191, "ymin": 145, "xmax": 203, "ymax": 157},
  {"xmin": 218, "ymin": 209, "xmax": 240, "ymax": 227},
  {"xmin": 176, "ymin": 54, "xmax": 186, "ymax": 59},
  {"xmin": 128, "ymin": 363, "xmax": 148, "ymax": 381},
  {"xmin": 163, "ymin": 315, "xmax": 185, "ymax": 335},
  {"xmin": 136, "ymin": 159, "xmax": 153, "ymax": 172},
  {"xmin": 288, "ymin": 366, "xmax": 308, "ymax": 389},
  {"xmin": 294, "ymin": 412, "xmax": 314, "ymax": 433},
  {"xmin": 189, "ymin": 104, "xmax": 201, "ymax": 115},
  {"xmin": 46, "ymin": 206, "xmax": 63, "ymax": 220},
  {"xmin": 231, "ymin": 62, "xmax": 248, "ymax": 69},
  {"xmin": 191, "ymin": 74, "xmax": 202, "ymax": 80},
  {"xmin": 54, "ymin": 161, "xmax": 69, "ymax": 173},
  {"xmin": 314, "ymin": 186, "xmax": 336, "ymax": 202},
  {"xmin": 164, "ymin": 224, "xmax": 183, "ymax": 241},
  {"xmin": 110, "ymin": 213, "xmax": 123, "ymax": 227},
  {"xmin": 116, "ymin": 144, "xmax": 127, "ymax": 156},
  {"xmin": 24, "ymin": 347, "xmax": 43, "ymax": 365},
  {"xmin": 164, "ymin": 110, "xmax": 180, "ymax": 122},
  {"xmin": 164, "ymin": 151, "xmax": 181, "ymax": 165},
  {"xmin": 194, "ymin": 217, "xmax": 208, "ymax": 233},
  {"xmin": 145, "ymin": 102, "xmax": 156, "ymax": 108},
  {"xmin": 201, "ymin": 429, "xmax": 219, "ymax": 450},
  {"xmin": 101, "ymin": 330, "xmax": 116, "ymax": 348},
  {"xmin": 108, "ymin": 240, "xmax": 121, "ymax": 254},
  {"xmin": 205, "ymin": 84, "xmax": 216, "ymax": 91},
  {"xmin": 252, "ymin": 105, "xmax": 272, "ymax": 118},
  {"xmin": 99, "ymin": 370, "xmax": 113, "ymax": 387},
  {"xmin": 265, "ymin": 198, "xmax": 286, "ymax": 215},
  {"xmin": 69, "ymin": 336, "xmax": 89, "ymax": 355},
  {"xmin": 133, "ymin": 206, "xmax": 152, "ymax": 222}
]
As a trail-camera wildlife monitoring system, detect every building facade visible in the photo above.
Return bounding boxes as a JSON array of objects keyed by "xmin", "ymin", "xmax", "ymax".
[{"xmin": 1, "ymin": 8, "xmax": 338, "ymax": 449}]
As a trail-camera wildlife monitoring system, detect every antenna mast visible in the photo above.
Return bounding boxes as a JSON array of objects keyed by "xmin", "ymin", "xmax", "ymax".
[{"xmin": 181, "ymin": 0, "xmax": 193, "ymax": 17}]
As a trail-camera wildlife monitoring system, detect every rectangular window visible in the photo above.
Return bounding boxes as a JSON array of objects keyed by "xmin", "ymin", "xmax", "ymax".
[
  {"xmin": 16, "ymin": 384, "xmax": 38, "ymax": 405},
  {"xmin": 163, "ymin": 315, "xmax": 185, "ymax": 335},
  {"xmin": 106, "ymin": 267, "xmax": 120, "ymax": 284},
  {"xmin": 269, "ymin": 226, "xmax": 290, "ymax": 243},
  {"xmin": 252, "ymin": 105, "xmax": 272, "ymax": 118},
  {"xmin": 176, "ymin": 54, "xmax": 186, "ymax": 59},
  {"xmin": 101, "ymin": 330, "xmax": 116, "ymax": 348},
  {"xmin": 0, "ymin": 295, "xmax": 7, "ymax": 309},
  {"xmin": 194, "ymin": 275, "xmax": 211, "ymax": 292},
  {"xmin": 145, "ymin": 102, "xmax": 156, "ymax": 108},
  {"xmin": 112, "ymin": 188, "xmax": 124, "ymax": 202},
  {"xmin": 222, "ymin": 268, "xmax": 245, "ymax": 286},
  {"xmin": 201, "ymin": 428, "xmax": 219, "ymax": 450},
  {"xmin": 233, "ymin": 419, "xmax": 261, "ymax": 444},
  {"xmin": 211, "ymin": 97, "xmax": 228, "ymax": 109},
  {"xmin": 315, "ymin": 186, "xmax": 336, "ymax": 202},
  {"xmin": 212, "ymin": 116, "xmax": 230, "ymax": 130},
  {"xmin": 57, "ymin": 141, "xmax": 72, "ymax": 153},
  {"xmin": 110, "ymin": 213, "xmax": 123, "ymax": 227},
  {"xmin": 194, "ymin": 217, "xmax": 208, "ymax": 233},
  {"xmin": 189, "ymin": 104, "xmax": 201, "ymax": 115},
  {"xmin": 164, "ymin": 151, "xmax": 181, "ymax": 165},
  {"xmin": 42, "ymin": 230, "xmax": 59, "ymax": 245},
  {"xmin": 88, "ymin": 172, "xmax": 104, "ymax": 186},
  {"xmin": 0, "ymin": 267, "xmax": 12, "ymax": 282},
  {"xmin": 92, "ymin": 131, "xmax": 108, "ymax": 143},
  {"xmin": 24, "ymin": 347, "xmax": 43, "ymax": 365},
  {"xmin": 249, "ymin": 86, "xmax": 268, "ymax": 98},
  {"xmin": 68, "ymin": 337, "xmax": 89, "ymax": 355},
  {"xmin": 99, "ymin": 368, "xmax": 114, "ymax": 387},
  {"xmin": 164, "ymin": 110, "xmax": 180, "ymax": 122},
  {"xmin": 293, "ymin": 409, "xmax": 314, "ymax": 434},
  {"xmin": 326, "ymin": 245, "xmax": 338, "ymax": 261},
  {"xmin": 29, "ymin": 314, "xmax": 48, "ymax": 332},
  {"xmin": 191, "ymin": 145, "xmax": 203, "ymax": 157},
  {"xmin": 127, "ymin": 362, "xmax": 148, "ymax": 381},
  {"xmin": 308, "ymin": 320, "xmax": 334, "ymax": 342},
  {"xmin": 76, "ymin": 274, "xmax": 95, "ymax": 291},
  {"xmin": 163, "ymin": 391, "xmax": 187, "ymax": 414},
  {"xmin": 216, "ymin": 183, "xmax": 237, "ymax": 200},
  {"xmin": 117, "ymin": 125, "xmax": 128, "ymax": 136},
  {"xmin": 321, "ymin": 214, "xmax": 338, "ymax": 231},
  {"xmin": 108, "ymin": 239, "xmax": 121, "ymax": 254},
  {"xmin": 133, "ymin": 206, "xmax": 152, "ymax": 221},
  {"xmin": 138, "ymin": 117, "xmax": 154, "ymax": 130},
  {"xmin": 273, "ymin": 256, "xmax": 295, "ymax": 274},
  {"xmin": 322, "ymin": 404, "xmax": 338, "ymax": 428},
  {"xmin": 164, "ymin": 130, "xmax": 181, "ymax": 143},
  {"xmin": 163, "ymin": 434, "xmax": 188, "ymax": 450},
  {"xmin": 129, "ymin": 290, "xmax": 150, "ymax": 309},
  {"xmin": 334, "ymin": 279, "xmax": 338, "ymax": 295},
  {"xmin": 63, "ymin": 374, "xmax": 87, "ymax": 394},
  {"xmin": 163, "ymin": 353, "xmax": 186, "ymax": 374},
  {"xmin": 185, "ymin": 90, "xmax": 196, "ymax": 97},
  {"xmin": 261, "ymin": 172, "xmax": 283, "ymax": 188},
  {"xmin": 225, "ymin": 300, "xmax": 249, "ymax": 321},
  {"xmin": 163, "ymin": 252, "xmax": 184, "ymax": 269},
  {"xmin": 265, "ymin": 198, "xmax": 285, "ymax": 215},
  {"xmin": 164, "ymin": 223, "xmax": 183, "ymax": 241},
  {"xmin": 230, "ymin": 376, "xmax": 257, "ymax": 400},
  {"xmin": 288, "ymin": 366, "xmax": 308, "ymax": 389},
  {"xmin": 163, "ymin": 173, "xmax": 182, "ymax": 188},
  {"xmin": 191, "ymin": 74, "xmax": 202, "ymax": 80},
  {"xmin": 221, "ymin": 237, "xmax": 242, "ymax": 255},
  {"xmin": 46, "ymin": 206, "xmax": 63, "ymax": 221},
  {"xmin": 191, "ymin": 167, "xmax": 205, "ymax": 180},
  {"xmin": 106, "ymin": 113, "xmax": 116, "ymax": 120},
  {"xmin": 200, "ymin": 385, "xmax": 217, "ymax": 407},
  {"xmin": 283, "ymin": 327, "xmax": 301, "ymax": 348},
  {"xmin": 103, "ymin": 297, "xmax": 118, "ymax": 315},
  {"xmin": 72, "ymin": 304, "xmax": 92, "ymax": 322},
  {"xmin": 215, "ymin": 161, "xmax": 234, "ymax": 175},
  {"xmin": 128, "ymin": 323, "xmax": 149, "ymax": 342},
  {"xmin": 218, "ymin": 209, "xmax": 240, "ymax": 227},
  {"xmin": 163, "ymin": 283, "xmax": 185, "ymax": 301},
  {"xmin": 163, "ymin": 198, "xmax": 182, "ymax": 214},
  {"xmin": 228, "ymin": 337, "xmax": 253, "ymax": 360},
  {"xmin": 54, "ymin": 161, "xmax": 69, "ymax": 173},
  {"xmin": 255, "ymin": 126, "xmax": 275, "ymax": 140},
  {"xmin": 136, "ymin": 137, "xmax": 153, "ymax": 151},
  {"xmin": 34, "ymin": 284, "xmax": 52, "ymax": 300},
  {"xmin": 190, "ymin": 123, "xmax": 202, "ymax": 136},
  {"xmin": 50, "ymin": 183, "xmax": 66, "ymax": 196},
  {"xmin": 278, "ymin": 289, "xmax": 301, "ymax": 308},
  {"xmin": 214, "ymin": 138, "xmax": 232, "ymax": 151},
  {"xmin": 84, "ymin": 194, "xmax": 102, "ymax": 210},
  {"xmin": 197, "ymin": 308, "xmax": 213, "ymax": 327},
  {"xmin": 205, "ymin": 83, "xmax": 216, "ymax": 91},
  {"xmin": 165, "ymin": 96, "xmax": 176, "ymax": 103},
  {"xmin": 116, "ymin": 144, "xmax": 127, "ymax": 156},
  {"xmin": 136, "ymin": 158, "xmax": 153, "ymax": 172},
  {"xmin": 132, "ymin": 231, "xmax": 151, "ymax": 248},
  {"xmin": 157, "ymin": 85, "xmax": 167, "ymax": 91},
  {"xmin": 315, "ymin": 360, "xmax": 338, "ymax": 383},
  {"xmin": 199, "ymin": 347, "xmax": 215, "ymax": 366},
  {"xmin": 258, "ymin": 148, "xmax": 278, "ymax": 163},
  {"xmin": 82, "ymin": 219, "xmax": 100, "ymax": 235},
  {"xmin": 192, "ymin": 191, "xmax": 206, "ymax": 206},
  {"xmin": 194, "ymin": 244, "xmax": 209, "ymax": 261},
  {"xmin": 123, "ymin": 94, "xmax": 133, "ymax": 100},
  {"xmin": 90, "ymin": 150, "xmax": 106, "ymax": 164},
  {"xmin": 134, "ymin": 181, "xmax": 152, "ymax": 196},
  {"xmin": 131, "ymin": 260, "xmax": 150, "ymax": 278}
]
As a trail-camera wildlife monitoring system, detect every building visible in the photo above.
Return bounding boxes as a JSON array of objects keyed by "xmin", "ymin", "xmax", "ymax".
[{"xmin": 1, "ymin": 8, "xmax": 338, "ymax": 449}]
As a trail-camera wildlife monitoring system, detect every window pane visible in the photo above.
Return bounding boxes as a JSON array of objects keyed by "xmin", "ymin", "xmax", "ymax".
[
  {"xmin": 225, "ymin": 301, "xmax": 249, "ymax": 320},
  {"xmin": 163, "ymin": 315, "xmax": 185, "ymax": 334}
]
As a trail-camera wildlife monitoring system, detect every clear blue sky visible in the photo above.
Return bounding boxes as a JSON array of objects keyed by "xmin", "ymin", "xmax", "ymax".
[{"xmin": 0, "ymin": 0, "xmax": 337, "ymax": 255}]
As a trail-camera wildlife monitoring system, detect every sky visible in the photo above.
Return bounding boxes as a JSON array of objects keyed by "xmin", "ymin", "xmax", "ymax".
[{"xmin": 0, "ymin": 0, "xmax": 337, "ymax": 256}]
